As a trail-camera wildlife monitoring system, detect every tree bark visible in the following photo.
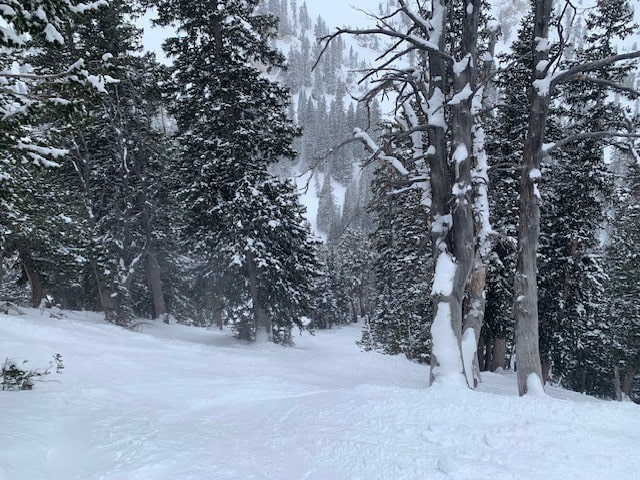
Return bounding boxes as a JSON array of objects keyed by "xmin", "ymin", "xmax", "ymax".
[
  {"xmin": 245, "ymin": 251, "xmax": 271, "ymax": 341},
  {"xmin": 622, "ymin": 365, "xmax": 638, "ymax": 398},
  {"xmin": 491, "ymin": 338, "xmax": 507, "ymax": 372},
  {"xmin": 514, "ymin": 0, "xmax": 552, "ymax": 396},
  {"xmin": 463, "ymin": 258, "xmax": 486, "ymax": 385},
  {"xmin": 614, "ymin": 364, "xmax": 622, "ymax": 401},
  {"xmin": 146, "ymin": 249, "xmax": 167, "ymax": 320},
  {"xmin": 19, "ymin": 250, "xmax": 46, "ymax": 308},
  {"xmin": 428, "ymin": 0, "xmax": 457, "ymax": 385}
]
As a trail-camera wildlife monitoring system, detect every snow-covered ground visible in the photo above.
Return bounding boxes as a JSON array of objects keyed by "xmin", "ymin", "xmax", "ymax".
[{"xmin": 1, "ymin": 309, "xmax": 639, "ymax": 480}]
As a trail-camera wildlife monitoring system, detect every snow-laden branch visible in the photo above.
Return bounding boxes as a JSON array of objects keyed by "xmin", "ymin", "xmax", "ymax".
[
  {"xmin": 353, "ymin": 127, "xmax": 409, "ymax": 176},
  {"xmin": 561, "ymin": 74, "xmax": 640, "ymax": 98},
  {"xmin": 0, "ymin": 59, "xmax": 85, "ymax": 80}
]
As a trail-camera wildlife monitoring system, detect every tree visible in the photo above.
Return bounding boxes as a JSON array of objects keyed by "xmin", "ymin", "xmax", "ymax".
[
  {"xmin": 319, "ymin": 0, "xmax": 493, "ymax": 388},
  {"xmin": 156, "ymin": 0, "xmax": 320, "ymax": 343},
  {"xmin": 364, "ymin": 141, "xmax": 432, "ymax": 362},
  {"xmin": 514, "ymin": 0, "xmax": 640, "ymax": 395}
]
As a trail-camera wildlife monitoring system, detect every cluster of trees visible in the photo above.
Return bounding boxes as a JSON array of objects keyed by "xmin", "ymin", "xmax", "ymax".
[
  {"xmin": 2, "ymin": 0, "xmax": 639, "ymax": 402},
  {"xmin": 0, "ymin": 0, "xmax": 326, "ymax": 343},
  {"xmin": 317, "ymin": 0, "xmax": 640, "ymax": 400}
]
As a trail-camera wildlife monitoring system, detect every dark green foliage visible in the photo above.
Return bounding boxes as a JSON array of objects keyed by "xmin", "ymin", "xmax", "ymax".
[
  {"xmin": 157, "ymin": 0, "xmax": 320, "ymax": 343},
  {"xmin": 1, "ymin": 354, "xmax": 64, "ymax": 391},
  {"xmin": 362, "ymin": 152, "xmax": 432, "ymax": 363}
]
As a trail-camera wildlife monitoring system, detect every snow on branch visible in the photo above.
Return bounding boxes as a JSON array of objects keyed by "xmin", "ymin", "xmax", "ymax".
[
  {"xmin": 560, "ymin": 74, "xmax": 640, "ymax": 98},
  {"xmin": 353, "ymin": 127, "xmax": 409, "ymax": 176}
]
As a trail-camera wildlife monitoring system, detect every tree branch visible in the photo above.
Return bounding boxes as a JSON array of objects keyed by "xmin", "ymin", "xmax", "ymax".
[
  {"xmin": 553, "ymin": 50, "xmax": 640, "ymax": 86},
  {"xmin": 562, "ymin": 74, "xmax": 640, "ymax": 97},
  {"xmin": 544, "ymin": 131, "xmax": 640, "ymax": 153}
]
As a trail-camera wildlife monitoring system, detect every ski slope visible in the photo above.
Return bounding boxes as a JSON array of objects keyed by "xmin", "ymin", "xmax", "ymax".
[{"xmin": 1, "ymin": 309, "xmax": 639, "ymax": 480}]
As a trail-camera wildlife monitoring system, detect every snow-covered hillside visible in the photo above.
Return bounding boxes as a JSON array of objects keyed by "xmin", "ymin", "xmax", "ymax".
[{"xmin": 1, "ymin": 310, "xmax": 639, "ymax": 480}]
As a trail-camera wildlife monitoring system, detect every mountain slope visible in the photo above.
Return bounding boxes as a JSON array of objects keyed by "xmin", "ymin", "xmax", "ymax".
[{"xmin": 1, "ymin": 310, "xmax": 639, "ymax": 480}]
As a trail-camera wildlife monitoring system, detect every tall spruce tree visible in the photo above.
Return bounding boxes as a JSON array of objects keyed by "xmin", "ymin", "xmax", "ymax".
[
  {"xmin": 156, "ymin": 0, "xmax": 320, "ymax": 343},
  {"xmin": 363, "ymin": 146, "xmax": 432, "ymax": 363},
  {"xmin": 27, "ymin": 0, "xmax": 175, "ymax": 324}
]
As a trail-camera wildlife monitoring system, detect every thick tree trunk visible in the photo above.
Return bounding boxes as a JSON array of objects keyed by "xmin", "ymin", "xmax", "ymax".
[
  {"xmin": 514, "ymin": 0, "xmax": 552, "ymax": 396},
  {"xmin": 245, "ymin": 252, "xmax": 271, "ymax": 341},
  {"xmin": 491, "ymin": 338, "xmax": 507, "ymax": 372},
  {"xmin": 622, "ymin": 365, "xmax": 638, "ymax": 398},
  {"xmin": 213, "ymin": 298, "xmax": 224, "ymax": 330},
  {"xmin": 463, "ymin": 258, "xmax": 486, "ymax": 386},
  {"xmin": 428, "ymin": 0, "xmax": 457, "ymax": 386},
  {"xmin": 20, "ymin": 251, "xmax": 46, "ymax": 308},
  {"xmin": 614, "ymin": 364, "xmax": 623, "ymax": 401}
]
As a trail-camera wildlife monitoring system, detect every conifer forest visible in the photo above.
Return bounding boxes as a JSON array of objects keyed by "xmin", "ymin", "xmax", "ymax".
[{"xmin": 2, "ymin": 0, "xmax": 640, "ymax": 407}]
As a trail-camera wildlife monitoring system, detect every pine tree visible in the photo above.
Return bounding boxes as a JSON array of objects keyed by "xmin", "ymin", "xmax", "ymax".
[
  {"xmin": 607, "ymin": 156, "xmax": 640, "ymax": 400},
  {"xmin": 156, "ymin": 0, "xmax": 320, "ymax": 343},
  {"xmin": 364, "ymin": 152, "xmax": 432, "ymax": 363},
  {"xmin": 537, "ymin": 0, "xmax": 637, "ymax": 393},
  {"xmin": 0, "ymin": 0, "xmax": 106, "ymax": 304}
]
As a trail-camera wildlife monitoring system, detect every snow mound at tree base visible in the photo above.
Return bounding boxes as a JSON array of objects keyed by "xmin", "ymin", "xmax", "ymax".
[{"xmin": 1, "ymin": 309, "xmax": 638, "ymax": 480}]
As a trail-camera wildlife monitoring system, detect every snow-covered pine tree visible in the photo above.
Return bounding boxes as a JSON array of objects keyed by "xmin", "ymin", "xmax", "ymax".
[
  {"xmin": 482, "ymin": 14, "xmax": 533, "ymax": 372},
  {"xmin": 537, "ymin": 0, "xmax": 637, "ymax": 393},
  {"xmin": 156, "ymin": 0, "xmax": 320, "ymax": 343},
  {"xmin": 0, "ymin": 0, "xmax": 106, "ymax": 304},
  {"xmin": 363, "ymin": 141, "xmax": 432, "ymax": 363},
  {"xmin": 30, "ymin": 0, "xmax": 174, "ymax": 325},
  {"xmin": 606, "ymin": 154, "xmax": 640, "ymax": 400}
]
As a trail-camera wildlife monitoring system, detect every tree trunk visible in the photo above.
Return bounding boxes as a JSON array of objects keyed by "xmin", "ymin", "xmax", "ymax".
[
  {"xmin": 146, "ymin": 249, "xmax": 167, "ymax": 320},
  {"xmin": 213, "ymin": 297, "xmax": 224, "ymax": 330},
  {"xmin": 622, "ymin": 365, "xmax": 638, "ymax": 398},
  {"xmin": 245, "ymin": 252, "xmax": 271, "ymax": 341},
  {"xmin": 428, "ymin": 0, "xmax": 458, "ymax": 386},
  {"xmin": 20, "ymin": 251, "xmax": 46, "ymax": 308},
  {"xmin": 514, "ymin": 0, "xmax": 552, "ymax": 396},
  {"xmin": 614, "ymin": 364, "xmax": 623, "ymax": 401},
  {"xmin": 463, "ymin": 258, "xmax": 487, "ymax": 386},
  {"xmin": 491, "ymin": 338, "xmax": 507, "ymax": 372}
]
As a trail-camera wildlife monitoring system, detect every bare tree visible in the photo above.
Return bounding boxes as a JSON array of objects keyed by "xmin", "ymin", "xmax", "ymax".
[
  {"xmin": 319, "ymin": 0, "xmax": 492, "ymax": 387},
  {"xmin": 514, "ymin": 0, "xmax": 640, "ymax": 395}
]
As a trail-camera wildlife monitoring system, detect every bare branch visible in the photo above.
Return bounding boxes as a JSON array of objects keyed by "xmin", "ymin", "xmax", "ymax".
[
  {"xmin": 544, "ymin": 131, "xmax": 640, "ymax": 153},
  {"xmin": 562, "ymin": 74, "xmax": 640, "ymax": 97},
  {"xmin": 553, "ymin": 50, "xmax": 640, "ymax": 86}
]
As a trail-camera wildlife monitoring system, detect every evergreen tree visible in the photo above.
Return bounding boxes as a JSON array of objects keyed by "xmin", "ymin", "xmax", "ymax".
[
  {"xmin": 156, "ymin": 0, "xmax": 320, "ymax": 343},
  {"xmin": 538, "ymin": 0, "xmax": 636, "ymax": 392},
  {"xmin": 363, "ymin": 154, "xmax": 432, "ymax": 363}
]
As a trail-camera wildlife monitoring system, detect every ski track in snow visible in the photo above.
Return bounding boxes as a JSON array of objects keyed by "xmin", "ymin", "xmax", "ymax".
[{"xmin": 1, "ymin": 310, "xmax": 639, "ymax": 480}]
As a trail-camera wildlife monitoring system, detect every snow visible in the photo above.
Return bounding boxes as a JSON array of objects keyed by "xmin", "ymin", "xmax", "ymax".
[
  {"xmin": 526, "ymin": 373, "xmax": 546, "ymax": 396},
  {"xmin": 431, "ymin": 252, "xmax": 456, "ymax": 296},
  {"xmin": 43, "ymin": 24, "xmax": 63, "ymax": 44},
  {"xmin": 529, "ymin": 168, "xmax": 542, "ymax": 181},
  {"xmin": 1, "ymin": 309, "xmax": 640, "ymax": 479},
  {"xmin": 461, "ymin": 327, "xmax": 477, "ymax": 386},
  {"xmin": 448, "ymin": 83, "xmax": 473, "ymax": 105}
]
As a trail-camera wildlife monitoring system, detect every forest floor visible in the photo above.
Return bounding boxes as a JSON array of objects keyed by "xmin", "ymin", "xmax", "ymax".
[{"xmin": 1, "ymin": 308, "xmax": 639, "ymax": 480}]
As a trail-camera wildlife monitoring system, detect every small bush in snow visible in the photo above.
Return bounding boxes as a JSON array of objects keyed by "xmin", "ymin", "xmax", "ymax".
[{"xmin": 1, "ymin": 354, "xmax": 64, "ymax": 391}]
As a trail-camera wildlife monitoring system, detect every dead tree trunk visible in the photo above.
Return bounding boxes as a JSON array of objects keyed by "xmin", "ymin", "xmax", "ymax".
[{"xmin": 514, "ymin": 0, "xmax": 553, "ymax": 396}]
